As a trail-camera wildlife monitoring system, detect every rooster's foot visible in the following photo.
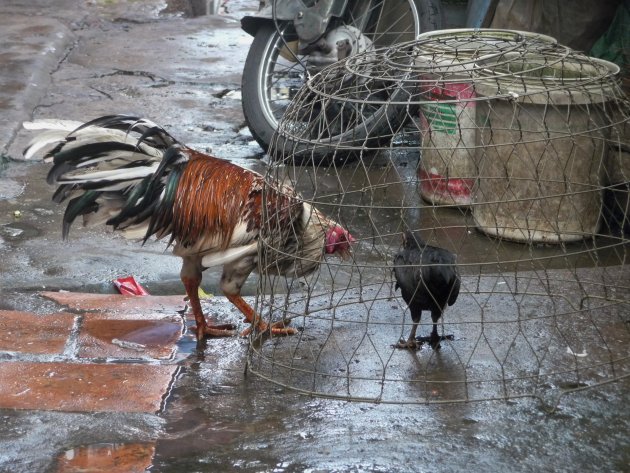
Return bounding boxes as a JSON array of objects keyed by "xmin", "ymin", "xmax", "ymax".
[
  {"xmin": 197, "ymin": 323, "xmax": 237, "ymax": 339},
  {"xmin": 240, "ymin": 320, "xmax": 297, "ymax": 337},
  {"xmin": 268, "ymin": 320, "xmax": 298, "ymax": 336}
]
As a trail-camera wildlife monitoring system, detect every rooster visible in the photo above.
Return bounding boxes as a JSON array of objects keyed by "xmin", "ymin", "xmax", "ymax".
[
  {"xmin": 23, "ymin": 115, "xmax": 354, "ymax": 340},
  {"xmin": 393, "ymin": 230, "xmax": 460, "ymax": 350}
]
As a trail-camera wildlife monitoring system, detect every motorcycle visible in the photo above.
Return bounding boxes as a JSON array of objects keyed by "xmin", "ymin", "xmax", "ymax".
[{"xmin": 240, "ymin": 0, "xmax": 444, "ymax": 162}]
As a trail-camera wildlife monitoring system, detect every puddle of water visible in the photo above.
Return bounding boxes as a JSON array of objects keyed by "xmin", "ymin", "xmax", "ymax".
[
  {"xmin": 0, "ymin": 179, "xmax": 25, "ymax": 200},
  {"xmin": 56, "ymin": 442, "xmax": 155, "ymax": 473},
  {"xmin": 1, "ymin": 221, "xmax": 41, "ymax": 240}
]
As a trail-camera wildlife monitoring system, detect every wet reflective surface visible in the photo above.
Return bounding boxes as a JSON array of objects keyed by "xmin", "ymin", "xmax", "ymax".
[{"xmin": 0, "ymin": 1, "xmax": 629, "ymax": 472}]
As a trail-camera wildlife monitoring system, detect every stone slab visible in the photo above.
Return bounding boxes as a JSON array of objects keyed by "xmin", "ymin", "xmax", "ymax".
[
  {"xmin": 0, "ymin": 310, "xmax": 75, "ymax": 355},
  {"xmin": 41, "ymin": 292, "xmax": 187, "ymax": 320},
  {"xmin": 0, "ymin": 361, "xmax": 177, "ymax": 413}
]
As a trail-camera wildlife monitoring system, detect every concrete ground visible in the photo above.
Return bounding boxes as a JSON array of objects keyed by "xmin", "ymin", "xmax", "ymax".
[{"xmin": 0, "ymin": 1, "xmax": 629, "ymax": 472}]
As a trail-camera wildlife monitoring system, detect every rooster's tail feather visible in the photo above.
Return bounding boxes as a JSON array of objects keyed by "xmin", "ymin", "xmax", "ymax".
[{"xmin": 23, "ymin": 114, "xmax": 188, "ymax": 241}]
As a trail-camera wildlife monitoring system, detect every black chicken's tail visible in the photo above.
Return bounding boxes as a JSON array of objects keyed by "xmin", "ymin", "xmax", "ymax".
[{"xmin": 23, "ymin": 114, "xmax": 189, "ymax": 241}]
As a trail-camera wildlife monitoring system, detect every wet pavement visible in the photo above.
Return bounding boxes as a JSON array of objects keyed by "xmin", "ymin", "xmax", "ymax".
[{"xmin": 0, "ymin": 1, "xmax": 629, "ymax": 472}]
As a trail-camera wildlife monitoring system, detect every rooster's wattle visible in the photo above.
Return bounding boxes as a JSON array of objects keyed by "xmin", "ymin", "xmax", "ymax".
[{"xmin": 24, "ymin": 115, "xmax": 354, "ymax": 340}]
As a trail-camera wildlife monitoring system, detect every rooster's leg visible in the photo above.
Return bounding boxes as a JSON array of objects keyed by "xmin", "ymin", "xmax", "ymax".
[
  {"xmin": 221, "ymin": 262, "xmax": 296, "ymax": 337},
  {"xmin": 181, "ymin": 257, "xmax": 236, "ymax": 340},
  {"xmin": 224, "ymin": 293, "xmax": 297, "ymax": 337}
]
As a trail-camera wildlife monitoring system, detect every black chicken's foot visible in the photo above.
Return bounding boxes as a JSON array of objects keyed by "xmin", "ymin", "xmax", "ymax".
[
  {"xmin": 415, "ymin": 333, "xmax": 454, "ymax": 349},
  {"xmin": 415, "ymin": 334, "xmax": 454, "ymax": 342},
  {"xmin": 393, "ymin": 338, "xmax": 419, "ymax": 350}
]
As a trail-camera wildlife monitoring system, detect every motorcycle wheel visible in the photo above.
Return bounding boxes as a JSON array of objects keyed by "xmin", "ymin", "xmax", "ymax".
[{"xmin": 241, "ymin": 0, "xmax": 443, "ymax": 164}]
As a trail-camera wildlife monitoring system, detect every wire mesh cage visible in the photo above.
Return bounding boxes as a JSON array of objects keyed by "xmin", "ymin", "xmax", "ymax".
[{"xmin": 247, "ymin": 29, "xmax": 630, "ymax": 408}]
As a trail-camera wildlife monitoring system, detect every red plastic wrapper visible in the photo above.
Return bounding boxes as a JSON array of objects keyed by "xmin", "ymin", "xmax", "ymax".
[{"xmin": 113, "ymin": 276, "xmax": 150, "ymax": 296}]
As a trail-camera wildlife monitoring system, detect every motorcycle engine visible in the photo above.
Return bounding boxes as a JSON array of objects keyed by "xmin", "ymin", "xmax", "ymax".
[{"xmin": 303, "ymin": 25, "xmax": 374, "ymax": 73}]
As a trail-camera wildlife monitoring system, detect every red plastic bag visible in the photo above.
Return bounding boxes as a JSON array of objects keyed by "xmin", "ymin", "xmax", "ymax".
[{"xmin": 113, "ymin": 276, "xmax": 150, "ymax": 296}]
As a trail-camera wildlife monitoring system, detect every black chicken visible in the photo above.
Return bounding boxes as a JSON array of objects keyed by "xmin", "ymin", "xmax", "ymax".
[{"xmin": 393, "ymin": 231, "xmax": 460, "ymax": 349}]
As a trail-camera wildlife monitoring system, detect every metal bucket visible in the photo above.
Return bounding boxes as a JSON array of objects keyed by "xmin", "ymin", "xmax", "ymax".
[
  {"xmin": 415, "ymin": 29, "xmax": 557, "ymax": 207},
  {"xmin": 472, "ymin": 53, "xmax": 620, "ymax": 243},
  {"xmin": 604, "ymin": 107, "xmax": 630, "ymax": 234}
]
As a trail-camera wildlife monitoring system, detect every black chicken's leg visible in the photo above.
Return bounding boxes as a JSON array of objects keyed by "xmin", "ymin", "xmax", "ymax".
[
  {"xmin": 415, "ymin": 310, "xmax": 453, "ymax": 349},
  {"xmin": 394, "ymin": 309, "xmax": 420, "ymax": 350}
]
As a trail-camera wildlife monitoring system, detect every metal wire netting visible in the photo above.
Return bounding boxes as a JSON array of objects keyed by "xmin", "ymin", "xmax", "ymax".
[{"xmin": 248, "ymin": 29, "xmax": 630, "ymax": 408}]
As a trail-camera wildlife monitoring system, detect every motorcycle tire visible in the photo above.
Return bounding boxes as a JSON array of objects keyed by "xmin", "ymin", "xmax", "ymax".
[{"xmin": 241, "ymin": 0, "xmax": 443, "ymax": 165}]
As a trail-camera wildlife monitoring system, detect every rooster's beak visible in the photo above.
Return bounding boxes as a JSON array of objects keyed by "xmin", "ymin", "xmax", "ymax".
[{"xmin": 338, "ymin": 247, "xmax": 352, "ymax": 261}]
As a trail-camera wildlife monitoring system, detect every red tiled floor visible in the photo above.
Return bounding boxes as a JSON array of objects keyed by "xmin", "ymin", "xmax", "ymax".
[
  {"xmin": 0, "ymin": 362, "xmax": 178, "ymax": 413},
  {"xmin": 55, "ymin": 442, "xmax": 156, "ymax": 473},
  {"xmin": 0, "ymin": 310, "xmax": 75, "ymax": 355},
  {"xmin": 1, "ymin": 293, "xmax": 186, "ymax": 414},
  {"xmin": 41, "ymin": 292, "xmax": 187, "ymax": 319},
  {"xmin": 78, "ymin": 318, "xmax": 183, "ymax": 360}
]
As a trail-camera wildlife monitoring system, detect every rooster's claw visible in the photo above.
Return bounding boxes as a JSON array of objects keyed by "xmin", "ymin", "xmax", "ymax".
[
  {"xmin": 197, "ymin": 323, "xmax": 237, "ymax": 339},
  {"xmin": 241, "ymin": 320, "xmax": 297, "ymax": 337}
]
